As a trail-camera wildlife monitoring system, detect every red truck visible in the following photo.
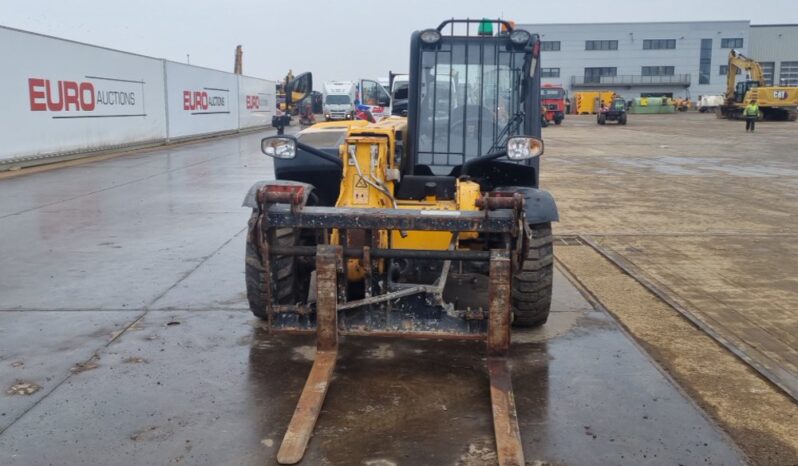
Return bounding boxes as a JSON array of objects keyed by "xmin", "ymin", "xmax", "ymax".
[{"xmin": 541, "ymin": 83, "xmax": 566, "ymax": 125}]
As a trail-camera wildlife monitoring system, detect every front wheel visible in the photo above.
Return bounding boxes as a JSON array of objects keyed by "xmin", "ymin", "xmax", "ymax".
[
  {"xmin": 245, "ymin": 211, "xmax": 311, "ymax": 319},
  {"xmin": 512, "ymin": 223, "xmax": 553, "ymax": 328}
]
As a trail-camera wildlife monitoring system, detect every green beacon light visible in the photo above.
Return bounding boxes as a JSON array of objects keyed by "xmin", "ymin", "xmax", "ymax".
[{"xmin": 477, "ymin": 19, "xmax": 493, "ymax": 36}]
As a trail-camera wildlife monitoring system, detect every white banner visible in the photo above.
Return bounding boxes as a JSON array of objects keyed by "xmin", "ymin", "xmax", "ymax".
[
  {"xmin": 238, "ymin": 75, "xmax": 276, "ymax": 129},
  {"xmin": 0, "ymin": 27, "xmax": 167, "ymax": 161},
  {"xmin": 165, "ymin": 62, "xmax": 239, "ymax": 139}
]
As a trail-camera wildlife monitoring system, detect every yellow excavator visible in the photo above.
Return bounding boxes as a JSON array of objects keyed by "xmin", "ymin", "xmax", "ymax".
[{"xmin": 718, "ymin": 50, "xmax": 798, "ymax": 121}]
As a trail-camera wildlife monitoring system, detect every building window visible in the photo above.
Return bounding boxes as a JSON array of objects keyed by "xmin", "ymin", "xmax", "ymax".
[
  {"xmin": 643, "ymin": 39, "xmax": 676, "ymax": 50},
  {"xmin": 718, "ymin": 65, "xmax": 741, "ymax": 76},
  {"xmin": 541, "ymin": 67, "xmax": 560, "ymax": 78},
  {"xmin": 761, "ymin": 62, "xmax": 775, "ymax": 86},
  {"xmin": 541, "ymin": 41, "xmax": 560, "ymax": 51},
  {"xmin": 642, "ymin": 66, "xmax": 675, "ymax": 76},
  {"xmin": 699, "ymin": 39, "xmax": 712, "ymax": 84},
  {"xmin": 584, "ymin": 67, "xmax": 617, "ymax": 83},
  {"xmin": 585, "ymin": 40, "xmax": 618, "ymax": 51},
  {"xmin": 721, "ymin": 38, "xmax": 744, "ymax": 49},
  {"xmin": 780, "ymin": 61, "xmax": 798, "ymax": 86}
]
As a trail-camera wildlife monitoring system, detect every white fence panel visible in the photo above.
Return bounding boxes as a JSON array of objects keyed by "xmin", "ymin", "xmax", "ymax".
[
  {"xmin": 165, "ymin": 62, "xmax": 239, "ymax": 139},
  {"xmin": 238, "ymin": 76, "xmax": 275, "ymax": 129},
  {"xmin": 0, "ymin": 27, "xmax": 167, "ymax": 162}
]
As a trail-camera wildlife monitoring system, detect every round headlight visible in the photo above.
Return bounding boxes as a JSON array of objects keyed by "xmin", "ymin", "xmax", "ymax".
[
  {"xmin": 420, "ymin": 29, "xmax": 442, "ymax": 45},
  {"xmin": 509, "ymin": 30, "xmax": 531, "ymax": 46},
  {"xmin": 506, "ymin": 136, "xmax": 543, "ymax": 160}
]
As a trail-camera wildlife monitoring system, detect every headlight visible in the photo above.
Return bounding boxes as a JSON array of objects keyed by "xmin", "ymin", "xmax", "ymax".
[
  {"xmin": 261, "ymin": 136, "xmax": 296, "ymax": 159},
  {"xmin": 420, "ymin": 29, "xmax": 441, "ymax": 45},
  {"xmin": 509, "ymin": 30, "xmax": 531, "ymax": 46},
  {"xmin": 506, "ymin": 136, "xmax": 543, "ymax": 160}
]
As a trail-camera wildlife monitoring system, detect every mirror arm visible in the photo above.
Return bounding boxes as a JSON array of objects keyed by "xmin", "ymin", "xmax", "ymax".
[
  {"xmin": 461, "ymin": 150, "xmax": 506, "ymax": 177},
  {"xmin": 296, "ymin": 141, "xmax": 343, "ymax": 168}
]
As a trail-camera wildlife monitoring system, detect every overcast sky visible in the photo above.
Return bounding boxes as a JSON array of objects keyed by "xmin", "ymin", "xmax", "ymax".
[{"xmin": 2, "ymin": 0, "xmax": 797, "ymax": 87}]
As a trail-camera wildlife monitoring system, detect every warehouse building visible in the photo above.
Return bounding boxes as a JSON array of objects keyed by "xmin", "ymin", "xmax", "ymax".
[
  {"xmin": 749, "ymin": 24, "xmax": 798, "ymax": 86},
  {"xmin": 518, "ymin": 20, "xmax": 798, "ymax": 101}
]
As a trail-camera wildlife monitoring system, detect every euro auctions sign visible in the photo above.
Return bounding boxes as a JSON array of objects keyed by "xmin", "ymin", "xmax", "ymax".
[
  {"xmin": 182, "ymin": 88, "xmax": 230, "ymax": 114},
  {"xmin": 28, "ymin": 75, "xmax": 146, "ymax": 118}
]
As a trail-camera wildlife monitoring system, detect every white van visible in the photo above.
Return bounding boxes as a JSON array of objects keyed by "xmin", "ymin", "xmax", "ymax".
[{"xmin": 323, "ymin": 81, "xmax": 357, "ymax": 120}]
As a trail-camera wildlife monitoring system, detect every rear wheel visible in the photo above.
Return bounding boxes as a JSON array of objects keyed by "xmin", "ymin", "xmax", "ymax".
[
  {"xmin": 245, "ymin": 211, "xmax": 307, "ymax": 318},
  {"xmin": 598, "ymin": 114, "xmax": 606, "ymax": 125},
  {"xmin": 512, "ymin": 223, "xmax": 553, "ymax": 328}
]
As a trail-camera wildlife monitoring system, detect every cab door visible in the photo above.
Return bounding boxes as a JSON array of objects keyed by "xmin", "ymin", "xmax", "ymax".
[{"xmin": 359, "ymin": 79, "xmax": 392, "ymax": 121}]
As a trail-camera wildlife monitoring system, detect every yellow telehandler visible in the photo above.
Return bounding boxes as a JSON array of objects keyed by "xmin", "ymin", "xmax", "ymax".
[{"xmin": 243, "ymin": 19, "xmax": 558, "ymax": 465}]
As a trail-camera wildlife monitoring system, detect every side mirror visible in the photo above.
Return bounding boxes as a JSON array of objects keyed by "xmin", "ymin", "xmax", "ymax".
[
  {"xmin": 261, "ymin": 136, "xmax": 297, "ymax": 159},
  {"xmin": 378, "ymin": 95, "xmax": 391, "ymax": 107},
  {"xmin": 286, "ymin": 72, "xmax": 312, "ymax": 106}
]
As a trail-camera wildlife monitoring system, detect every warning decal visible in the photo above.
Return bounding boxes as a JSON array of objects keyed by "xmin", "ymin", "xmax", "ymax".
[{"xmin": 353, "ymin": 176, "xmax": 369, "ymax": 204}]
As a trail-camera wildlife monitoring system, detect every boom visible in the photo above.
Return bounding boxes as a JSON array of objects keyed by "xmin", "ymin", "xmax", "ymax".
[{"xmin": 726, "ymin": 50, "xmax": 764, "ymax": 99}]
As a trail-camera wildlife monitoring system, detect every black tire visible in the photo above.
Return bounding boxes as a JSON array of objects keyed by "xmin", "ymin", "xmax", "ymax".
[
  {"xmin": 512, "ymin": 223, "xmax": 553, "ymax": 328},
  {"xmin": 245, "ymin": 211, "xmax": 302, "ymax": 319},
  {"xmin": 619, "ymin": 114, "xmax": 627, "ymax": 125}
]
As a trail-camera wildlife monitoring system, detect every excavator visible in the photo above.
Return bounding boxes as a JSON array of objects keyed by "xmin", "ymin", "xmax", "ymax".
[
  {"xmin": 718, "ymin": 50, "xmax": 798, "ymax": 121},
  {"xmin": 244, "ymin": 19, "xmax": 556, "ymax": 465}
]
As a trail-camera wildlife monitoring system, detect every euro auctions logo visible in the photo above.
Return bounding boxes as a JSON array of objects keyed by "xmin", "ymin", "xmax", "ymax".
[
  {"xmin": 183, "ymin": 88, "xmax": 229, "ymax": 114},
  {"xmin": 28, "ymin": 76, "xmax": 145, "ymax": 118},
  {"xmin": 245, "ymin": 93, "xmax": 271, "ymax": 113}
]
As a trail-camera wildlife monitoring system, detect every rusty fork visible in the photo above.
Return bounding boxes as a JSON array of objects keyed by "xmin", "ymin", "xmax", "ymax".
[
  {"xmin": 487, "ymin": 250, "xmax": 525, "ymax": 466},
  {"xmin": 276, "ymin": 245, "xmax": 340, "ymax": 465},
  {"xmin": 274, "ymin": 246, "xmax": 525, "ymax": 466}
]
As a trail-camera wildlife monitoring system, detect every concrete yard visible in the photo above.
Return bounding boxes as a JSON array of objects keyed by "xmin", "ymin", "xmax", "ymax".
[
  {"xmin": 543, "ymin": 112, "xmax": 798, "ymax": 465},
  {"xmin": 0, "ymin": 113, "xmax": 796, "ymax": 465}
]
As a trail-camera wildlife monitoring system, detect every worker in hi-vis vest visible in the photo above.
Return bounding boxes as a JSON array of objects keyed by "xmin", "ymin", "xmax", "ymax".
[{"xmin": 744, "ymin": 100, "xmax": 759, "ymax": 133}]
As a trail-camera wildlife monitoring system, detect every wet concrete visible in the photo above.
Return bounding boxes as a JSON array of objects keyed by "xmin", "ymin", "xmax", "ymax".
[{"xmin": 0, "ymin": 129, "xmax": 747, "ymax": 465}]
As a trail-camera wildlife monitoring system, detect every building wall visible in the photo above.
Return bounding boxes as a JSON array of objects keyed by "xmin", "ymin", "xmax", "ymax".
[
  {"xmin": 749, "ymin": 25, "xmax": 798, "ymax": 86},
  {"xmin": 519, "ymin": 21, "xmax": 750, "ymax": 101}
]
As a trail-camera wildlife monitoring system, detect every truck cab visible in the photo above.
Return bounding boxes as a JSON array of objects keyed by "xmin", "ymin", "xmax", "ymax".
[{"xmin": 541, "ymin": 84, "xmax": 566, "ymax": 125}]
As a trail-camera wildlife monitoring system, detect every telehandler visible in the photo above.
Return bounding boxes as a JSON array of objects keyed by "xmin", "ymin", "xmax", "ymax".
[{"xmin": 243, "ymin": 19, "xmax": 557, "ymax": 466}]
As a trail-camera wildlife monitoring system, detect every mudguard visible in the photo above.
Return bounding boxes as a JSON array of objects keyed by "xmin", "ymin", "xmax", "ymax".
[
  {"xmin": 242, "ymin": 180, "xmax": 315, "ymax": 210},
  {"xmin": 494, "ymin": 186, "xmax": 559, "ymax": 224}
]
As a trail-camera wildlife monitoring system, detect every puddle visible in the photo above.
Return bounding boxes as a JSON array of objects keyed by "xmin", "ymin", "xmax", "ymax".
[{"xmin": 292, "ymin": 345, "xmax": 316, "ymax": 361}]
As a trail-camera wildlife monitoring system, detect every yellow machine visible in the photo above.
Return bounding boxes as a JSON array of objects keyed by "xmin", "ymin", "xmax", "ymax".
[
  {"xmin": 718, "ymin": 50, "xmax": 798, "ymax": 121},
  {"xmin": 572, "ymin": 90, "xmax": 616, "ymax": 114},
  {"xmin": 246, "ymin": 19, "xmax": 559, "ymax": 466},
  {"xmin": 670, "ymin": 98, "xmax": 691, "ymax": 112}
]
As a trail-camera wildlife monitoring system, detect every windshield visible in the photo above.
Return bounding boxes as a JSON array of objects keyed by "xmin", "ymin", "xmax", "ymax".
[
  {"xmin": 393, "ymin": 82, "xmax": 409, "ymax": 100},
  {"xmin": 325, "ymin": 94, "xmax": 351, "ymax": 105},
  {"xmin": 541, "ymin": 88, "xmax": 563, "ymax": 99},
  {"xmin": 417, "ymin": 40, "xmax": 526, "ymax": 175}
]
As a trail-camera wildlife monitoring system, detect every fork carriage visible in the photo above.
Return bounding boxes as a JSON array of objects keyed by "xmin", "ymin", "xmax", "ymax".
[{"xmin": 252, "ymin": 186, "xmax": 527, "ymax": 465}]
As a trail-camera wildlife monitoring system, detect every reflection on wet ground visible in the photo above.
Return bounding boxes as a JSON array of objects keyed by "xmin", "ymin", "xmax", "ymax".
[{"xmin": 0, "ymin": 129, "xmax": 746, "ymax": 465}]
